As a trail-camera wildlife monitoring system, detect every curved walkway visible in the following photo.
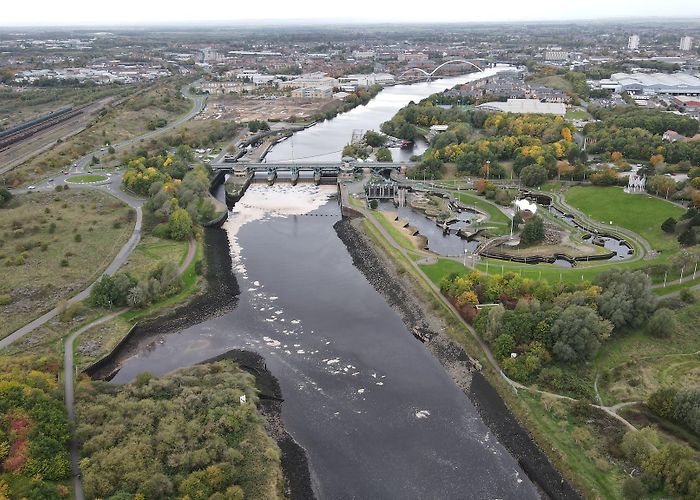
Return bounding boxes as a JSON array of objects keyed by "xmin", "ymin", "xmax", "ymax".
[{"xmin": 63, "ymin": 235, "xmax": 197, "ymax": 499}]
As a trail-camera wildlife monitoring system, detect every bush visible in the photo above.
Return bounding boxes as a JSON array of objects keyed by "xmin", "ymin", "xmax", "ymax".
[
  {"xmin": 622, "ymin": 477, "xmax": 647, "ymax": 499},
  {"xmin": 368, "ymin": 199, "xmax": 379, "ymax": 209},
  {"xmin": 647, "ymin": 308, "xmax": 677, "ymax": 338},
  {"xmin": 661, "ymin": 217, "xmax": 677, "ymax": 233},
  {"xmin": 55, "ymin": 184, "xmax": 64, "ymax": 192},
  {"xmin": 0, "ymin": 187, "xmax": 12, "ymax": 208},
  {"xmin": 60, "ymin": 259, "xmax": 69, "ymax": 267},
  {"xmin": 152, "ymin": 223, "xmax": 171, "ymax": 239},
  {"xmin": 680, "ymin": 288, "xmax": 696, "ymax": 303},
  {"xmin": 74, "ymin": 233, "xmax": 82, "ymax": 243},
  {"xmin": 647, "ymin": 387, "xmax": 677, "ymax": 419},
  {"xmin": 0, "ymin": 294, "xmax": 12, "ymax": 305}
]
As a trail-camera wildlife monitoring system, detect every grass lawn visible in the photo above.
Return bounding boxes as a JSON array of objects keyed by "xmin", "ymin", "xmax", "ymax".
[
  {"xmin": 372, "ymin": 210, "xmax": 419, "ymax": 251},
  {"xmin": 0, "ymin": 190, "xmax": 134, "ymax": 340},
  {"xmin": 565, "ymin": 108, "xmax": 589, "ymax": 120},
  {"xmin": 118, "ymin": 236, "xmax": 189, "ymax": 280},
  {"xmin": 565, "ymin": 186, "xmax": 684, "ymax": 252},
  {"xmin": 65, "ymin": 174, "xmax": 108, "ymax": 183},
  {"xmin": 531, "ymin": 75, "xmax": 573, "ymax": 93},
  {"xmin": 450, "ymin": 190, "xmax": 511, "ymax": 235}
]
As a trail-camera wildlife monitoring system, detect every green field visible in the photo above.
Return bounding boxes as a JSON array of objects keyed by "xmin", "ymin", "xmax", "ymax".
[
  {"xmin": 565, "ymin": 108, "xmax": 589, "ymax": 120},
  {"xmin": 565, "ymin": 186, "xmax": 684, "ymax": 251},
  {"xmin": 0, "ymin": 190, "xmax": 134, "ymax": 339},
  {"xmin": 66, "ymin": 174, "xmax": 108, "ymax": 183}
]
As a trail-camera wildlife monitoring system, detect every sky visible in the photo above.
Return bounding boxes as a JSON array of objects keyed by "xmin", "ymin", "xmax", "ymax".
[{"xmin": 1, "ymin": 0, "xmax": 699, "ymax": 26}]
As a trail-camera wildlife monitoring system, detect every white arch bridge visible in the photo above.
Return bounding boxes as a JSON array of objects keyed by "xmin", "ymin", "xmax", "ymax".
[{"xmin": 398, "ymin": 59, "xmax": 484, "ymax": 81}]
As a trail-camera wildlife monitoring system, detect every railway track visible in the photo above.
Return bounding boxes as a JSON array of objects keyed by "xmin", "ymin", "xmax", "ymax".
[{"xmin": 0, "ymin": 105, "xmax": 86, "ymax": 152}]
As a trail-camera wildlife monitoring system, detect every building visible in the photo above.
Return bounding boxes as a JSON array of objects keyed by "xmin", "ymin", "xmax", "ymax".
[
  {"xmin": 672, "ymin": 95, "xmax": 700, "ymax": 108},
  {"xmin": 545, "ymin": 50, "xmax": 569, "ymax": 62},
  {"xmin": 337, "ymin": 73, "xmax": 394, "ymax": 91},
  {"xmin": 397, "ymin": 52, "xmax": 429, "ymax": 64},
  {"xmin": 680, "ymin": 36, "xmax": 694, "ymax": 52},
  {"xmin": 477, "ymin": 99, "xmax": 566, "ymax": 116},
  {"xmin": 628, "ymin": 35, "xmax": 640, "ymax": 50},
  {"xmin": 280, "ymin": 73, "xmax": 338, "ymax": 89},
  {"xmin": 291, "ymin": 86, "xmax": 333, "ymax": 99},
  {"xmin": 600, "ymin": 73, "xmax": 700, "ymax": 96}
]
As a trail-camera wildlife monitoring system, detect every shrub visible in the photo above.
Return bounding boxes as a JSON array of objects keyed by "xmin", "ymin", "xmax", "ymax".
[
  {"xmin": 661, "ymin": 217, "xmax": 677, "ymax": 233},
  {"xmin": 680, "ymin": 288, "xmax": 696, "ymax": 303},
  {"xmin": 152, "ymin": 223, "xmax": 171, "ymax": 239},
  {"xmin": 368, "ymin": 199, "xmax": 379, "ymax": 209},
  {"xmin": 520, "ymin": 216, "xmax": 545, "ymax": 245},
  {"xmin": 0, "ymin": 187, "xmax": 12, "ymax": 208},
  {"xmin": 647, "ymin": 387, "xmax": 677, "ymax": 419},
  {"xmin": 60, "ymin": 259, "xmax": 69, "ymax": 267},
  {"xmin": 48, "ymin": 222, "xmax": 56, "ymax": 234},
  {"xmin": 74, "ymin": 234, "xmax": 82, "ymax": 243},
  {"xmin": 622, "ymin": 477, "xmax": 647, "ymax": 499},
  {"xmin": 647, "ymin": 308, "xmax": 677, "ymax": 338},
  {"xmin": 55, "ymin": 185, "xmax": 64, "ymax": 192},
  {"xmin": 0, "ymin": 294, "xmax": 12, "ymax": 305}
]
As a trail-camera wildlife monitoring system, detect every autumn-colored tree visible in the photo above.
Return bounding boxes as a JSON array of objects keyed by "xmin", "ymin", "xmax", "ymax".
[
  {"xmin": 561, "ymin": 127, "xmax": 573, "ymax": 142},
  {"xmin": 557, "ymin": 160, "xmax": 575, "ymax": 179},
  {"xmin": 650, "ymin": 153, "xmax": 665, "ymax": 167},
  {"xmin": 611, "ymin": 151, "xmax": 623, "ymax": 163}
]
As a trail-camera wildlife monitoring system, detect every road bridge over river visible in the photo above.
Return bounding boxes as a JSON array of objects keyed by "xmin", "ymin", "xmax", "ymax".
[{"xmin": 210, "ymin": 160, "xmax": 408, "ymax": 184}]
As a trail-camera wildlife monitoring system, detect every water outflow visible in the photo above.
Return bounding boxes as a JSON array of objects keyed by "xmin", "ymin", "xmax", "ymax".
[{"xmin": 111, "ymin": 185, "xmax": 537, "ymax": 499}]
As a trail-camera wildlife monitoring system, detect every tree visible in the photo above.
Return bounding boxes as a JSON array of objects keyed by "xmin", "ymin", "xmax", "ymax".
[
  {"xmin": 493, "ymin": 334, "xmax": 515, "ymax": 360},
  {"xmin": 678, "ymin": 228, "xmax": 696, "ymax": 246},
  {"xmin": 168, "ymin": 208, "xmax": 192, "ymax": 241},
  {"xmin": 520, "ymin": 216, "xmax": 545, "ymax": 245},
  {"xmin": 363, "ymin": 130, "xmax": 386, "ymax": 147},
  {"xmin": 550, "ymin": 305, "xmax": 610, "ymax": 362},
  {"xmin": 622, "ymin": 427, "xmax": 659, "ymax": 466},
  {"xmin": 375, "ymin": 147, "xmax": 393, "ymax": 162},
  {"xmin": 519, "ymin": 164, "xmax": 547, "ymax": 187},
  {"xmin": 647, "ymin": 308, "xmax": 678, "ymax": 338},
  {"xmin": 596, "ymin": 269, "xmax": 657, "ymax": 330},
  {"xmin": 661, "ymin": 217, "xmax": 677, "ymax": 233}
]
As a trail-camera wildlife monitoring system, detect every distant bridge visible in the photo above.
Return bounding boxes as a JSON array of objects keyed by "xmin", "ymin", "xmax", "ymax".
[{"xmin": 398, "ymin": 59, "xmax": 484, "ymax": 81}]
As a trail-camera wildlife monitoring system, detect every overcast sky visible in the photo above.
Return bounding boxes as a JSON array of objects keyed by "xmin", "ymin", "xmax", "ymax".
[{"xmin": 2, "ymin": 0, "xmax": 699, "ymax": 26}]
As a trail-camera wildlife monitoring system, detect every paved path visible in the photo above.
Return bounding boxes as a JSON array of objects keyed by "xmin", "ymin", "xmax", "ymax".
[
  {"xmin": 63, "ymin": 235, "xmax": 197, "ymax": 498},
  {"xmin": 64, "ymin": 311, "xmax": 124, "ymax": 500}
]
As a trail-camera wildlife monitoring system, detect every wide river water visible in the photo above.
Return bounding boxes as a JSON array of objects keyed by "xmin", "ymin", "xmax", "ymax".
[{"xmin": 113, "ymin": 69, "xmax": 540, "ymax": 499}]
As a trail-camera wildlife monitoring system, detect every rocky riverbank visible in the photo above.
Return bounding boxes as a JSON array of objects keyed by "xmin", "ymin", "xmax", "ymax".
[
  {"xmin": 335, "ymin": 217, "xmax": 581, "ymax": 500},
  {"xmin": 200, "ymin": 350, "xmax": 315, "ymax": 500}
]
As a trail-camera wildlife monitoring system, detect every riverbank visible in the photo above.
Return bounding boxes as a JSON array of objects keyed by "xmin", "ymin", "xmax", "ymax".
[
  {"xmin": 336, "ymin": 216, "xmax": 581, "ymax": 500},
  {"xmin": 200, "ymin": 349, "xmax": 315, "ymax": 500},
  {"xmin": 87, "ymin": 227, "xmax": 239, "ymax": 379}
]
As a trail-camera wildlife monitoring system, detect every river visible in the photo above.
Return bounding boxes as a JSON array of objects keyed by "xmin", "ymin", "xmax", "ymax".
[
  {"xmin": 266, "ymin": 67, "xmax": 512, "ymax": 164},
  {"xmin": 111, "ymin": 69, "xmax": 542, "ymax": 499}
]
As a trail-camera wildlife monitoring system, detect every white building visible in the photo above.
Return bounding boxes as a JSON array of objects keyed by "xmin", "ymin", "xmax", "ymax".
[
  {"xmin": 600, "ymin": 72, "xmax": 700, "ymax": 96},
  {"xmin": 628, "ymin": 35, "xmax": 640, "ymax": 50},
  {"xmin": 337, "ymin": 73, "xmax": 394, "ymax": 91},
  {"xmin": 680, "ymin": 36, "xmax": 694, "ymax": 52},
  {"xmin": 291, "ymin": 86, "xmax": 333, "ymax": 99}
]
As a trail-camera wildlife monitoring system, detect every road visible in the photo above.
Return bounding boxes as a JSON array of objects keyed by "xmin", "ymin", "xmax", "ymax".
[
  {"xmin": 1, "ymin": 81, "xmax": 205, "ymax": 350},
  {"xmin": 63, "ymin": 236, "xmax": 197, "ymax": 499}
]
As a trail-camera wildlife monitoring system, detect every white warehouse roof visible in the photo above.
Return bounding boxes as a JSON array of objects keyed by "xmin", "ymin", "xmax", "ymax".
[
  {"xmin": 477, "ymin": 99, "xmax": 566, "ymax": 116},
  {"xmin": 604, "ymin": 72, "xmax": 700, "ymax": 95}
]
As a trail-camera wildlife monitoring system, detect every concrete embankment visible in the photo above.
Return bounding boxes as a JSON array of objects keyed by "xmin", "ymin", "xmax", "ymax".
[{"xmin": 336, "ymin": 216, "xmax": 581, "ymax": 500}]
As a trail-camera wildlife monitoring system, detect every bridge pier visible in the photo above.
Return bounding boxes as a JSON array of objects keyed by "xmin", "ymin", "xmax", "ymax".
[
  {"xmin": 267, "ymin": 168, "xmax": 277, "ymax": 186},
  {"xmin": 313, "ymin": 168, "xmax": 321, "ymax": 186},
  {"xmin": 291, "ymin": 167, "xmax": 299, "ymax": 186}
]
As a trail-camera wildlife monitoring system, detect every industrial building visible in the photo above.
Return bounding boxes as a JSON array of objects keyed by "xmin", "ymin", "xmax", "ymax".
[
  {"xmin": 290, "ymin": 86, "xmax": 333, "ymax": 99},
  {"xmin": 600, "ymin": 73, "xmax": 700, "ymax": 96},
  {"xmin": 680, "ymin": 36, "xmax": 694, "ymax": 52},
  {"xmin": 477, "ymin": 99, "xmax": 566, "ymax": 116}
]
